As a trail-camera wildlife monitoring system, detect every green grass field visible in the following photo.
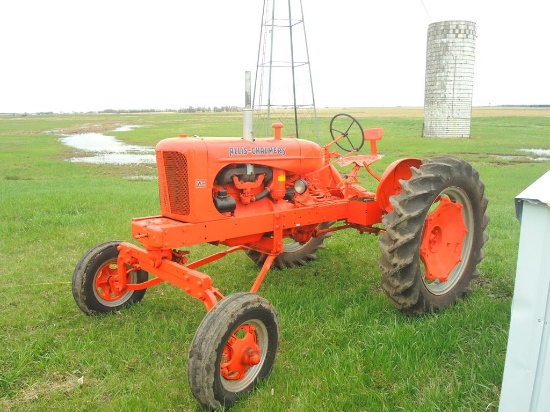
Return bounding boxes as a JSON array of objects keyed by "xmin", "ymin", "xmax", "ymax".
[{"xmin": 1, "ymin": 108, "xmax": 549, "ymax": 411}]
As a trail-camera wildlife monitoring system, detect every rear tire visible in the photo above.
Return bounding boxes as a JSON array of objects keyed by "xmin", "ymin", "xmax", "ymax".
[
  {"xmin": 379, "ymin": 157, "xmax": 489, "ymax": 315},
  {"xmin": 245, "ymin": 222, "xmax": 332, "ymax": 269}
]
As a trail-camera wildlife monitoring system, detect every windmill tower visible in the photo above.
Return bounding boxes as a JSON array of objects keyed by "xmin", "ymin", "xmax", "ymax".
[{"xmin": 253, "ymin": 0, "xmax": 319, "ymax": 142}]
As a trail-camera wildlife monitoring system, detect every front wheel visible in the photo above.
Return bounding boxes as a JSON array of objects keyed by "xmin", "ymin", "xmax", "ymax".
[
  {"xmin": 72, "ymin": 241, "xmax": 148, "ymax": 315},
  {"xmin": 187, "ymin": 293, "xmax": 279, "ymax": 410},
  {"xmin": 378, "ymin": 156, "xmax": 489, "ymax": 315}
]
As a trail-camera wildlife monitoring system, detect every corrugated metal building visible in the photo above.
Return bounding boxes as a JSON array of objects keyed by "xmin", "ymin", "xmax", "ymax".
[{"xmin": 500, "ymin": 171, "xmax": 550, "ymax": 411}]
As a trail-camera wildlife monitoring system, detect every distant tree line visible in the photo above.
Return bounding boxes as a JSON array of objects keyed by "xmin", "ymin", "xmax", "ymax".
[
  {"xmin": 98, "ymin": 106, "xmax": 242, "ymax": 114},
  {"xmin": 0, "ymin": 112, "xmax": 55, "ymax": 116},
  {"xmin": 4, "ymin": 105, "xmax": 549, "ymax": 117},
  {"xmin": 499, "ymin": 105, "xmax": 550, "ymax": 108},
  {"xmin": 181, "ymin": 106, "xmax": 242, "ymax": 113}
]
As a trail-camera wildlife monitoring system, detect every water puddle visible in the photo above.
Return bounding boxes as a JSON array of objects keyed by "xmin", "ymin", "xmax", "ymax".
[
  {"xmin": 519, "ymin": 148, "xmax": 550, "ymax": 161},
  {"xmin": 113, "ymin": 125, "xmax": 141, "ymax": 132},
  {"xmin": 490, "ymin": 149, "xmax": 550, "ymax": 163},
  {"xmin": 59, "ymin": 125, "xmax": 156, "ymax": 165}
]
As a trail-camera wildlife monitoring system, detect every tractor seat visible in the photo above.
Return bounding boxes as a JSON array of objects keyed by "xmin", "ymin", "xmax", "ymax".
[{"xmin": 337, "ymin": 128, "xmax": 383, "ymax": 167}]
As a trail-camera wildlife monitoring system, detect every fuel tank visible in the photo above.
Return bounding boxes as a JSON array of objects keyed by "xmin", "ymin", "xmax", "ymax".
[{"xmin": 155, "ymin": 136, "xmax": 324, "ymax": 222}]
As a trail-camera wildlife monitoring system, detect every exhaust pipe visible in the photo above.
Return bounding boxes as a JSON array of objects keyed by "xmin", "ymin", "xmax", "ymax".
[{"xmin": 243, "ymin": 71, "xmax": 253, "ymax": 142}]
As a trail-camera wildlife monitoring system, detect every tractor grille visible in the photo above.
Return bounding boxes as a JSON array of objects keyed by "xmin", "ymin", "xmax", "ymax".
[{"xmin": 162, "ymin": 151, "xmax": 190, "ymax": 216}]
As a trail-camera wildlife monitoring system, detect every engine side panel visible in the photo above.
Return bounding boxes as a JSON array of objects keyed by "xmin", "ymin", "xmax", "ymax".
[{"xmin": 155, "ymin": 136, "xmax": 324, "ymax": 223}]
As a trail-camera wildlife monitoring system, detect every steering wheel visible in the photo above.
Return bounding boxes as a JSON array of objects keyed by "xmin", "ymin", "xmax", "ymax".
[{"xmin": 329, "ymin": 113, "xmax": 365, "ymax": 152}]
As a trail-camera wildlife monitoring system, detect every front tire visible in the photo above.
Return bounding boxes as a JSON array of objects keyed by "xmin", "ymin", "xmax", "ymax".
[
  {"xmin": 72, "ymin": 241, "xmax": 148, "ymax": 315},
  {"xmin": 187, "ymin": 293, "xmax": 279, "ymax": 410},
  {"xmin": 379, "ymin": 157, "xmax": 489, "ymax": 315}
]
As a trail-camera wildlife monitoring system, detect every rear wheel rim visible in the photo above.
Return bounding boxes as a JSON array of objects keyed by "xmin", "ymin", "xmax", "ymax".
[{"xmin": 420, "ymin": 187, "xmax": 474, "ymax": 295}]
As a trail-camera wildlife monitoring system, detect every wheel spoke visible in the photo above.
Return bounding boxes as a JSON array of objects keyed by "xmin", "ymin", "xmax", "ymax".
[
  {"xmin": 329, "ymin": 113, "xmax": 365, "ymax": 152},
  {"xmin": 343, "ymin": 120, "xmax": 354, "ymax": 135}
]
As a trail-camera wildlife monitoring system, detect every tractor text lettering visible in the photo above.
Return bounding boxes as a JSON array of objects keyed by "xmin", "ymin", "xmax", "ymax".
[{"xmin": 229, "ymin": 146, "xmax": 287, "ymax": 156}]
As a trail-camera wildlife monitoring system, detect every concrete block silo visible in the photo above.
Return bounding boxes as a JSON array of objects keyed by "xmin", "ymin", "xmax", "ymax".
[{"xmin": 423, "ymin": 21, "xmax": 477, "ymax": 138}]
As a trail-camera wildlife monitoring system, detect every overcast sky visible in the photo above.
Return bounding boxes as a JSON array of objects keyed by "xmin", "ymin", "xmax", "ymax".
[{"xmin": 1, "ymin": 0, "xmax": 548, "ymax": 113}]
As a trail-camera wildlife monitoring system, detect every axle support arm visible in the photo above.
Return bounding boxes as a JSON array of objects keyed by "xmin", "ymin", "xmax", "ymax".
[{"xmin": 117, "ymin": 242, "xmax": 220, "ymax": 311}]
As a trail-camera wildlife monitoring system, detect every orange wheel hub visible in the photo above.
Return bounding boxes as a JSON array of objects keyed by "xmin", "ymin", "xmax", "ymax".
[
  {"xmin": 95, "ymin": 262, "xmax": 125, "ymax": 301},
  {"xmin": 221, "ymin": 325, "xmax": 261, "ymax": 381},
  {"xmin": 420, "ymin": 197, "xmax": 468, "ymax": 282}
]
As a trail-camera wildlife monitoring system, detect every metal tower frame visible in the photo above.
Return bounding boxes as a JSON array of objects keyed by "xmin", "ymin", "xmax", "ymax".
[{"xmin": 253, "ymin": 0, "xmax": 319, "ymax": 142}]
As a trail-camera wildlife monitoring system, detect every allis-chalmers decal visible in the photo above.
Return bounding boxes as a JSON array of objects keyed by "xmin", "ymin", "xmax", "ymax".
[{"xmin": 229, "ymin": 146, "xmax": 287, "ymax": 157}]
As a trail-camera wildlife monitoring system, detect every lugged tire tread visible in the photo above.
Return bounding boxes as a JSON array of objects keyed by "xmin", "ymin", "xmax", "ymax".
[
  {"xmin": 378, "ymin": 156, "xmax": 489, "ymax": 315},
  {"xmin": 245, "ymin": 222, "xmax": 332, "ymax": 269}
]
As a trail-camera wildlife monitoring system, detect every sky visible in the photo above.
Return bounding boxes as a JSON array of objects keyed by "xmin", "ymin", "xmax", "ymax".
[{"xmin": 0, "ymin": 0, "xmax": 548, "ymax": 113}]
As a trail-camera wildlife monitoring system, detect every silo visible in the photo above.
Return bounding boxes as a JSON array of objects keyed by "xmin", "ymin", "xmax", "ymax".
[{"xmin": 423, "ymin": 21, "xmax": 476, "ymax": 138}]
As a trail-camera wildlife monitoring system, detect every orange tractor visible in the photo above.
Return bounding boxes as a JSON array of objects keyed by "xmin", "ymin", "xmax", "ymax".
[{"xmin": 72, "ymin": 113, "xmax": 488, "ymax": 409}]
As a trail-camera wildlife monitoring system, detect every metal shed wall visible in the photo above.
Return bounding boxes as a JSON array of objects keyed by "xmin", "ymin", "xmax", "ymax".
[{"xmin": 500, "ymin": 171, "xmax": 550, "ymax": 411}]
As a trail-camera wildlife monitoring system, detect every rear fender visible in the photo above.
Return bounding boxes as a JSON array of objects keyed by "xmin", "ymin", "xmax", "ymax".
[{"xmin": 376, "ymin": 158, "xmax": 422, "ymax": 213}]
